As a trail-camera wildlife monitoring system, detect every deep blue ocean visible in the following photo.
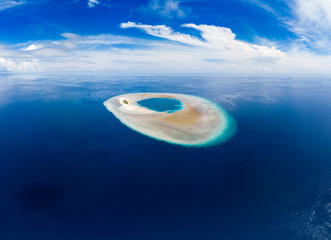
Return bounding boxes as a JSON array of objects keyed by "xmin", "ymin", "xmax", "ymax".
[{"xmin": 0, "ymin": 75, "xmax": 330, "ymax": 240}]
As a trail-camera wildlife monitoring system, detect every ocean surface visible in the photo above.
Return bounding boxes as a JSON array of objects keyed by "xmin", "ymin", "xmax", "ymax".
[{"xmin": 0, "ymin": 75, "xmax": 330, "ymax": 240}]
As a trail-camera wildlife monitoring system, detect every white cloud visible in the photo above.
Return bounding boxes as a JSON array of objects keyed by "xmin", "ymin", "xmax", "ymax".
[
  {"xmin": 61, "ymin": 33, "xmax": 80, "ymax": 40},
  {"xmin": 141, "ymin": 0, "xmax": 186, "ymax": 18},
  {"xmin": 60, "ymin": 32, "xmax": 139, "ymax": 46},
  {"xmin": 121, "ymin": 22, "xmax": 284, "ymax": 57},
  {"xmin": 2, "ymin": 22, "xmax": 331, "ymax": 75},
  {"xmin": 87, "ymin": 0, "xmax": 100, "ymax": 8},
  {"xmin": 0, "ymin": 57, "xmax": 40, "ymax": 72},
  {"xmin": 22, "ymin": 44, "xmax": 44, "ymax": 51},
  {"xmin": 286, "ymin": 0, "xmax": 331, "ymax": 52},
  {"xmin": 120, "ymin": 22, "xmax": 204, "ymax": 46},
  {"xmin": 0, "ymin": 0, "xmax": 25, "ymax": 11}
]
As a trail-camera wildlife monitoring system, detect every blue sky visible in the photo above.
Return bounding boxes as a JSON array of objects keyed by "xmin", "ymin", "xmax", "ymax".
[{"xmin": 1, "ymin": 0, "xmax": 331, "ymax": 74}]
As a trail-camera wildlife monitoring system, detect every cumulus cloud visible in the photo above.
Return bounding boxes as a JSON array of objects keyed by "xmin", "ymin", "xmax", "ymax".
[
  {"xmin": 0, "ymin": 57, "xmax": 40, "ymax": 72},
  {"xmin": 286, "ymin": 0, "xmax": 331, "ymax": 52},
  {"xmin": 140, "ymin": 0, "xmax": 186, "ymax": 18},
  {"xmin": 0, "ymin": 0, "xmax": 25, "ymax": 11},
  {"xmin": 87, "ymin": 0, "xmax": 100, "ymax": 8}
]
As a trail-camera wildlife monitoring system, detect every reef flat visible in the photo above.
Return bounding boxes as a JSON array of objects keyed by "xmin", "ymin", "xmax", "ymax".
[{"xmin": 103, "ymin": 93, "xmax": 236, "ymax": 147}]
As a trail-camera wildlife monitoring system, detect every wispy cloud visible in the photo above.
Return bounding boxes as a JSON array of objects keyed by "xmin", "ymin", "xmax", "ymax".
[
  {"xmin": 243, "ymin": 0, "xmax": 276, "ymax": 15},
  {"xmin": 286, "ymin": 0, "xmax": 331, "ymax": 53},
  {"xmin": 87, "ymin": 0, "xmax": 100, "ymax": 8},
  {"xmin": 140, "ymin": 0, "xmax": 186, "ymax": 18},
  {"xmin": 0, "ymin": 0, "xmax": 25, "ymax": 11}
]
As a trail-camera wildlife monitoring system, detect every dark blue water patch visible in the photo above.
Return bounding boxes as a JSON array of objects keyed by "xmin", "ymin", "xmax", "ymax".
[
  {"xmin": 137, "ymin": 97, "xmax": 183, "ymax": 113},
  {"xmin": 15, "ymin": 182, "xmax": 67, "ymax": 211}
]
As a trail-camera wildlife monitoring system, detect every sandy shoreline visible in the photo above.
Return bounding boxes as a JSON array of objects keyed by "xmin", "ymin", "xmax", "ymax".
[{"xmin": 104, "ymin": 93, "xmax": 236, "ymax": 147}]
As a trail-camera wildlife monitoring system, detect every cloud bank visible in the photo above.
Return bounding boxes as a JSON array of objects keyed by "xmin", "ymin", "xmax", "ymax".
[{"xmin": 0, "ymin": 20, "xmax": 331, "ymax": 74}]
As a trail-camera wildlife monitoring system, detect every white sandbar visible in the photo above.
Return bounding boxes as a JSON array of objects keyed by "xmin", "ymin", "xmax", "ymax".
[{"xmin": 103, "ymin": 93, "xmax": 237, "ymax": 147}]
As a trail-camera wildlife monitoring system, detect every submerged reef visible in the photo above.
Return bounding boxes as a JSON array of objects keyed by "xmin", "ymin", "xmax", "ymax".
[{"xmin": 104, "ymin": 93, "xmax": 236, "ymax": 147}]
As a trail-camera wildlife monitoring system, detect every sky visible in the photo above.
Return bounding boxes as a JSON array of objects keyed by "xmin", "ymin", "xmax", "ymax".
[{"xmin": 0, "ymin": 0, "xmax": 331, "ymax": 75}]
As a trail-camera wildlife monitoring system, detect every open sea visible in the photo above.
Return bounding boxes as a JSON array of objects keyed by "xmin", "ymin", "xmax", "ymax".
[{"xmin": 0, "ymin": 75, "xmax": 330, "ymax": 240}]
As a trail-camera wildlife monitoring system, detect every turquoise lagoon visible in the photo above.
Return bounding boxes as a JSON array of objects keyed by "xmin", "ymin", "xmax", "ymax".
[{"xmin": 137, "ymin": 97, "xmax": 183, "ymax": 113}]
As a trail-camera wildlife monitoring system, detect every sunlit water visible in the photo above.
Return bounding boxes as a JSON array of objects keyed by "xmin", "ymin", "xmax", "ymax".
[{"xmin": 0, "ymin": 75, "xmax": 330, "ymax": 240}]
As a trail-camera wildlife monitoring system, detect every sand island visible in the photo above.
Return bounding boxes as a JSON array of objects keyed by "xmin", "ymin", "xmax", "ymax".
[{"xmin": 103, "ymin": 93, "xmax": 237, "ymax": 147}]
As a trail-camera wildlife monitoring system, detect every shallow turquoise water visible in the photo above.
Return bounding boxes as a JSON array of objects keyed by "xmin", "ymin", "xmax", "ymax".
[{"xmin": 137, "ymin": 97, "xmax": 183, "ymax": 113}]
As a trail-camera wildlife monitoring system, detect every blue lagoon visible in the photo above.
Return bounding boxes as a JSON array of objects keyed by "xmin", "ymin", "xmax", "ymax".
[{"xmin": 137, "ymin": 97, "xmax": 183, "ymax": 113}]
